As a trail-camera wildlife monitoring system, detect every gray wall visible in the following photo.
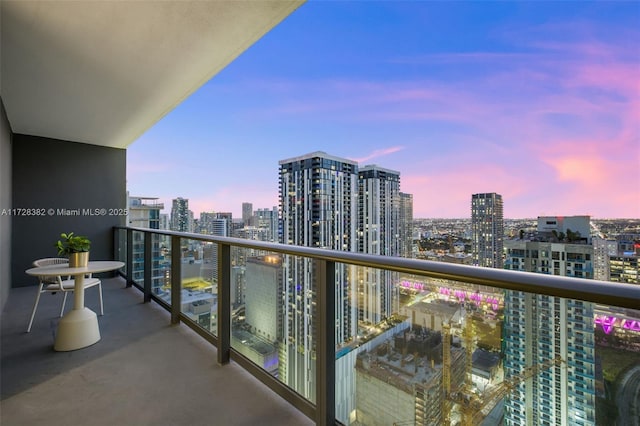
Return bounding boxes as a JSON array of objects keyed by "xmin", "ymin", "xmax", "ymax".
[
  {"xmin": 0, "ymin": 100, "xmax": 12, "ymax": 310},
  {"xmin": 12, "ymin": 134, "xmax": 126, "ymax": 287}
]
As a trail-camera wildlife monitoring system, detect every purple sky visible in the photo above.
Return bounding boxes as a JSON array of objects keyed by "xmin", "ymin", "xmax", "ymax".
[{"xmin": 127, "ymin": 1, "xmax": 640, "ymax": 219}]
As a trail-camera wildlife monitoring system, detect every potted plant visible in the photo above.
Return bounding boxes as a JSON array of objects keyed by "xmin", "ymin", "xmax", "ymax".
[{"xmin": 55, "ymin": 232, "xmax": 91, "ymax": 267}]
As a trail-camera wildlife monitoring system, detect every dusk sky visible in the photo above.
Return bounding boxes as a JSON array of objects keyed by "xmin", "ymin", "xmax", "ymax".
[{"xmin": 127, "ymin": 1, "xmax": 640, "ymax": 219}]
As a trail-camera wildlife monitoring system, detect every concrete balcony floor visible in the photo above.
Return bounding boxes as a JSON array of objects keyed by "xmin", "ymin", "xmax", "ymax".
[{"xmin": 1, "ymin": 276, "xmax": 313, "ymax": 426}]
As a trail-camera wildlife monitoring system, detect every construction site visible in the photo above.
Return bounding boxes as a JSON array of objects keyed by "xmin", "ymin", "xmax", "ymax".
[{"xmin": 353, "ymin": 284, "xmax": 564, "ymax": 426}]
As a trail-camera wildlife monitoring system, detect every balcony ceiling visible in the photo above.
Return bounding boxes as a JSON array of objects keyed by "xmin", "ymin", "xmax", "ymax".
[{"xmin": 1, "ymin": 1, "xmax": 303, "ymax": 148}]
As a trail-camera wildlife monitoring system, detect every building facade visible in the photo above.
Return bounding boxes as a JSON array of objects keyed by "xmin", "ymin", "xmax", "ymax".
[
  {"xmin": 170, "ymin": 197, "xmax": 192, "ymax": 232},
  {"xmin": 503, "ymin": 216, "xmax": 596, "ymax": 426},
  {"xmin": 504, "ymin": 240, "xmax": 594, "ymax": 279},
  {"xmin": 593, "ymin": 237, "xmax": 618, "ymax": 281},
  {"xmin": 357, "ymin": 165, "xmax": 401, "ymax": 325},
  {"xmin": 255, "ymin": 207, "xmax": 279, "ymax": 242},
  {"xmin": 503, "ymin": 292, "xmax": 596, "ymax": 426},
  {"xmin": 609, "ymin": 234, "xmax": 640, "ymax": 284},
  {"xmin": 399, "ymin": 192, "xmax": 414, "ymax": 258},
  {"xmin": 609, "ymin": 255, "xmax": 639, "ymax": 284},
  {"xmin": 471, "ymin": 193, "xmax": 504, "ymax": 268},
  {"xmin": 278, "ymin": 151, "xmax": 359, "ymax": 402},
  {"xmin": 127, "ymin": 195, "xmax": 166, "ymax": 294},
  {"xmin": 244, "ymin": 255, "xmax": 283, "ymax": 343},
  {"xmin": 242, "ymin": 202, "xmax": 253, "ymax": 226}
]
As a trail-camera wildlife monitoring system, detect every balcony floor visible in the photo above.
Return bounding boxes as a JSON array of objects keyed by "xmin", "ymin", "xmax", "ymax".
[{"xmin": 1, "ymin": 276, "xmax": 313, "ymax": 426}]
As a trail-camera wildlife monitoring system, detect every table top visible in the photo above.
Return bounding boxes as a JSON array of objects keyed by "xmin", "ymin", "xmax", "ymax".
[{"xmin": 26, "ymin": 260, "xmax": 125, "ymax": 277}]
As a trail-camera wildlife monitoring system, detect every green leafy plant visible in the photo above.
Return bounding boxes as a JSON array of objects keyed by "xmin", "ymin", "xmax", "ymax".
[{"xmin": 55, "ymin": 232, "xmax": 91, "ymax": 255}]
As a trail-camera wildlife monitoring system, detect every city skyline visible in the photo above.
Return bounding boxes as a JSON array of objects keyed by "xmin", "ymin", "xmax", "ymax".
[{"xmin": 126, "ymin": 1, "xmax": 639, "ymax": 219}]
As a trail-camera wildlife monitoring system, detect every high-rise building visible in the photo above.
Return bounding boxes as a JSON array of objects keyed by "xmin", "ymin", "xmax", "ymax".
[
  {"xmin": 198, "ymin": 212, "xmax": 215, "ymax": 235},
  {"xmin": 591, "ymin": 234, "xmax": 640, "ymax": 284},
  {"xmin": 242, "ymin": 202, "xmax": 253, "ymax": 226},
  {"xmin": 399, "ymin": 192, "xmax": 414, "ymax": 258},
  {"xmin": 471, "ymin": 193, "xmax": 504, "ymax": 268},
  {"xmin": 357, "ymin": 165, "xmax": 401, "ymax": 324},
  {"xmin": 159, "ymin": 213, "xmax": 169, "ymax": 231},
  {"xmin": 505, "ymin": 239, "xmax": 594, "ymax": 278},
  {"xmin": 609, "ymin": 254, "xmax": 639, "ymax": 284},
  {"xmin": 244, "ymin": 255, "xmax": 283, "ymax": 343},
  {"xmin": 503, "ymin": 216, "xmax": 596, "ymax": 426},
  {"xmin": 170, "ymin": 197, "xmax": 191, "ymax": 232},
  {"xmin": 198, "ymin": 212, "xmax": 232, "ymax": 236},
  {"xmin": 209, "ymin": 216, "xmax": 230, "ymax": 282},
  {"xmin": 278, "ymin": 151, "xmax": 358, "ymax": 402},
  {"xmin": 188, "ymin": 210, "xmax": 195, "ymax": 233},
  {"xmin": 255, "ymin": 207, "xmax": 279, "ymax": 242},
  {"xmin": 128, "ymin": 195, "xmax": 163, "ymax": 229},
  {"xmin": 216, "ymin": 212, "xmax": 233, "ymax": 237},
  {"xmin": 593, "ymin": 237, "xmax": 618, "ymax": 281},
  {"xmin": 127, "ymin": 195, "xmax": 166, "ymax": 295},
  {"xmin": 503, "ymin": 295, "xmax": 596, "ymax": 426}
]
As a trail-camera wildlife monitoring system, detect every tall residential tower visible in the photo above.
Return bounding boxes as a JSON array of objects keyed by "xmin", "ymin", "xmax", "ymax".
[
  {"xmin": 170, "ymin": 197, "xmax": 192, "ymax": 233},
  {"xmin": 357, "ymin": 165, "xmax": 401, "ymax": 324},
  {"xmin": 278, "ymin": 151, "xmax": 358, "ymax": 401},
  {"xmin": 471, "ymin": 192, "xmax": 504, "ymax": 268},
  {"xmin": 242, "ymin": 202, "xmax": 253, "ymax": 226},
  {"xmin": 399, "ymin": 192, "xmax": 414, "ymax": 258},
  {"xmin": 503, "ymin": 216, "xmax": 596, "ymax": 426}
]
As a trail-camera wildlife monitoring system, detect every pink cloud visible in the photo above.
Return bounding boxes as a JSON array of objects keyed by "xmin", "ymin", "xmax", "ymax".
[
  {"xmin": 350, "ymin": 146, "xmax": 405, "ymax": 163},
  {"xmin": 546, "ymin": 155, "xmax": 608, "ymax": 184}
]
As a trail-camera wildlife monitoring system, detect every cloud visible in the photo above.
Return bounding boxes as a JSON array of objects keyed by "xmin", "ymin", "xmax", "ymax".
[{"xmin": 350, "ymin": 146, "xmax": 405, "ymax": 163}]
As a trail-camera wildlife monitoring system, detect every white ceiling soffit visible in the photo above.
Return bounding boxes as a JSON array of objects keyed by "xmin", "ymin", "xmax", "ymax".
[{"xmin": 1, "ymin": 1, "xmax": 304, "ymax": 149}]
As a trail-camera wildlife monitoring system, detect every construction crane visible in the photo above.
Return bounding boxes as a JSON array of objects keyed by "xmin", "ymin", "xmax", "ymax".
[
  {"xmin": 442, "ymin": 317, "xmax": 475, "ymax": 425},
  {"xmin": 443, "ymin": 317, "xmax": 564, "ymax": 426},
  {"xmin": 442, "ymin": 322, "xmax": 452, "ymax": 425}
]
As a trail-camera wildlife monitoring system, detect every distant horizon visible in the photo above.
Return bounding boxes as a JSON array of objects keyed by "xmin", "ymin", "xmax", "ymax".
[
  {"xmin": 128, "ymin": 192, "xmax": 637, "ymax": 222},
  {"xmin": 127, "ymin": 2, "xmax": 639, "ymax": 219}
]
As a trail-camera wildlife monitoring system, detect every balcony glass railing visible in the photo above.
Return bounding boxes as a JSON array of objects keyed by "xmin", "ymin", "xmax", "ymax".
[{"xmin": 114, "ymin": 226, "xmax": 640, "ymax": 426}]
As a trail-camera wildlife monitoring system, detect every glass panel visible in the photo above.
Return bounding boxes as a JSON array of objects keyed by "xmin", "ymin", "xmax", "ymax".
[
  {"xmin": 131, "ymin": 230, "xmax": 144, "ymax": 286},
  {"xmin": 116, "ymin": 229, "xmax": 127, "ymax": 275},
  {"xmin": 179, "ymin": 238, "xmax": 217, "ymax": 335},
  {"xmin": 152, "ymin": 233, "xmax": 170, "ymax": 297},
  {"xmin": 594, "ymin": 306, "xmax": 640, "ymax": 426},
  {"xmin": 340, "ymin": 267, "xmax": 505, "ymax": 426},
  {"xmin": 336, "ymin": 267, "xmax": 640, "ymax": 426},
  {"xmin": 231, "ymin": 248, "xmax": 316, "ymax": 405},
  {"xmin": 156, "ymin": 235, "xmax": 174, "ymax": 305}
]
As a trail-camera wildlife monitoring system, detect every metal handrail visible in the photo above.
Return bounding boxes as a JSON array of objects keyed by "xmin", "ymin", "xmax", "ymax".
[{"xmin": 116, "ymin": 225, "xmax": 640, "ymax": 310}]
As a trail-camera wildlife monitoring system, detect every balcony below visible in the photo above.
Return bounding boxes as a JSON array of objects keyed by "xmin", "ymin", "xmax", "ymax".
[{"xmin": 1, "ymin": 275, "xmax": 313, "ymax": 426}]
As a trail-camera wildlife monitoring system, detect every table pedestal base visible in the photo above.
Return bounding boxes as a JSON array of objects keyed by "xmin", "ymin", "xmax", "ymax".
[{"xmin": 54, "ymin": 308, "xmax": 101, "ymax": 351}]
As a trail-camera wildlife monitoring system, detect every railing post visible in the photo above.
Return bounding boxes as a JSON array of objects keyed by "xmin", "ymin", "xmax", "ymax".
[
  {"xmin": 217, "ymin": 243, "xmax": 231, "ymax": 365},
  {"xmin": 171, "ymin": 235, "xmax": 181, "ymax": 324},
  {"xmin": 112, "ymin": 227, "xmax": 118, "ymax": 261},
  {"xmin": 316, "ymin": 259, "xmax": 335, "ymax": 426},
  {"xmin": 143, "ymin": 231, "xmax": 152, "ymax": 303},
  {"xmin": 126, "ymin": 229, "xmax": 134, "ymax": 287}
]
